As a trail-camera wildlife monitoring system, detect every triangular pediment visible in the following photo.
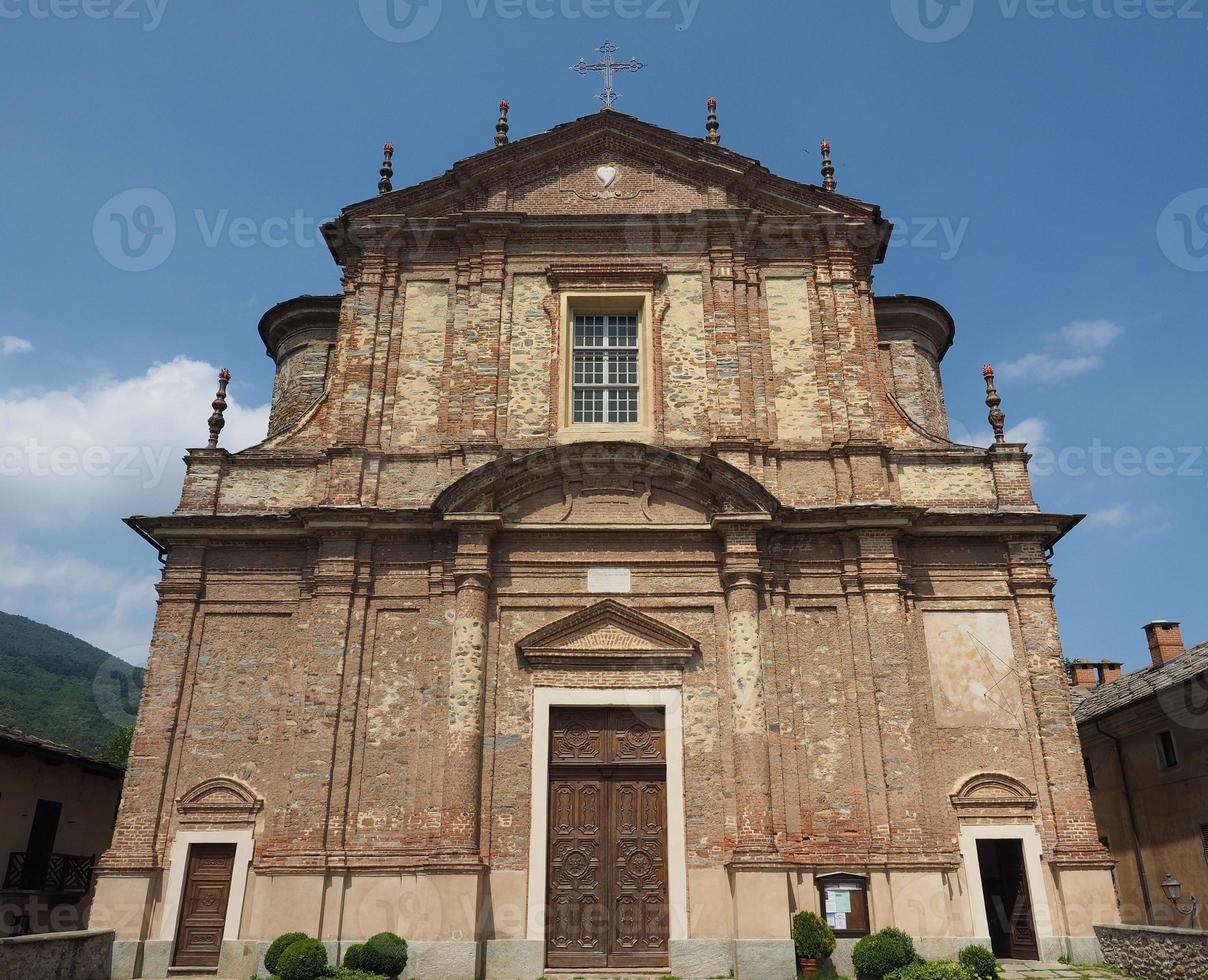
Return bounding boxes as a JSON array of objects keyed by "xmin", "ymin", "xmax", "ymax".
[
  {"xmin": 330, "ymin": 111, "xmax": 881, "ymax": 227},
  {"xmin": 517, "ymin": 599, "xmax": 699, "ymax": 669}
]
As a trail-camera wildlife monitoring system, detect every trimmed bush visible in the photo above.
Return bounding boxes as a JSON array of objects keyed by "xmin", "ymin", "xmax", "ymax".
[
  {"xmin": 886, "ymin": 961, "xmax": 974, "ymax": 980},
  {"xmin": 852, "ymin": 927, "xmax": 918, "ymax": 979},
  {"xmin": 880, "ymin": 927, "xmax": 917, "ymax": 961},
  {"xmin": 264, "ymin": 932, "xmax": 309, "ymax": 975},
  {"xmin": 360, "ymin": 932, "xmax": 408, "ymax": 977},
  {"xmin": 274, "ymin": 937, "xmax": 329, "ymax": 980},
  {"xmin": 957, "ymin": 944, "xmax": 998, "ymax": 980},
  {"xmin": 329, "ymin": 969, "xmax": 385, "ymax": 980},
  {"xmin": 791, "ymin": 909, "xmax": 837, "ymax": 960},
  {"xmin": 342, "ymin": 944, "xmax": 367, "ymax": 970}
]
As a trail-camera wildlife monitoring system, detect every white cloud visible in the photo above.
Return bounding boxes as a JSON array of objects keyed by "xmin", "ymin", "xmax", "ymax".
[
  {"xmin": 0, "ymin": 540, "xmax": 156, "ymax": 663},
  {"xmin": 1054, "ymin": 319, "xmax": 1124, "ymax": 351},
  {"xmin": 2, "ymin": 336, "xmax": 33, "ymax": 356},
  {"xmin": 1006, "ymin": 416, "xmax": 1049, "ymax": 447},
  {"xmin": 1085, "ymin": 503, "xmax": 1136, "ymax": 528},
  {"xmin": 1084, "ymin": 503, "xmax": 1170, "ymax": 535},
  {"xmin": 0, "ymin": 356, "xmax": 270, "ymax": 663},
  {"xmin": 0, "ymin": 356, "xmax": 270, "ymax": 530},
  {"xmin": 999, "ymin": 319, "xmax": 1124, "ymax": 382},
  {"xmin": 970, "ymin": 415, "xmax": 1048, "ymax": 449}
]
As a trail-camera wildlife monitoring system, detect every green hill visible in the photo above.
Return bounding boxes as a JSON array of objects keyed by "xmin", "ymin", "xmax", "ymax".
[{"xmin": 0, "ymin": 610, "xmax": 145, "ymax": 757}]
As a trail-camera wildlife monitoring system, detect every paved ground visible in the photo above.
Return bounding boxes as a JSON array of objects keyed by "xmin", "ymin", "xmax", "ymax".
[{"xmin": 999, "ymin": 960, "xmax": 1137, "ymax": 980}]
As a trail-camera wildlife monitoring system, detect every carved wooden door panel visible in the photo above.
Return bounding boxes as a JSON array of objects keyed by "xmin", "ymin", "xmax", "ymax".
[
  {"xmin": 547, "ymin": 707, "xmax": 668, "ymax": 970},
  {"xmin": 1006, "ymin": 847, "xmax": 1040, "ymax": 961},
  {"xmin": 172, "ymin": 843, "xmax": 236, "ymax": 968}
]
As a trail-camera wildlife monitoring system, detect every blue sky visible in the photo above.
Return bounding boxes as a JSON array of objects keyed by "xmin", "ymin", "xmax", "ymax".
[{"xmin": 1, "ymin": 0, "xmax": 1204, "ymax": 670}]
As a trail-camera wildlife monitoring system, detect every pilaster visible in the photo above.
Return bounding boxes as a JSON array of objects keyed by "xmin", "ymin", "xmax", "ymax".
[
  {"xmin": 715, "ymin": 516, "xmax": 776, "ymax": 858},
  {"xmin": 433, "ymin": 515, "xmax": 501, "ymax": 865},
  {"xmin": 1006, "ymin": 536, "xmax": 1105, "ymax": 860}
]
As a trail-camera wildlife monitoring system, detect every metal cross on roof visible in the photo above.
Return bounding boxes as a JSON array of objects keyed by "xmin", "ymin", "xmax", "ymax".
[{"xmin": 571, "ymin": 40, "xmax": 646, "ymax": 110}]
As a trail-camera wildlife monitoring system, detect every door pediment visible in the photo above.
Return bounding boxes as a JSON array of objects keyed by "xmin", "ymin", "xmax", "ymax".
[{"xmin": 517, "ymin": 600, "xmax": 699, "ymax": 669}]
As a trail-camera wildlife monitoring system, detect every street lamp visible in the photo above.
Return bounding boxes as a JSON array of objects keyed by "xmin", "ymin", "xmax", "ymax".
[{"xmin": 1160, "ymin": 874, "xmax": 1199, "ymax": 918}]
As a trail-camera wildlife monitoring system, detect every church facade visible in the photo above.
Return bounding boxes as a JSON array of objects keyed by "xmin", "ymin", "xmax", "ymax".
[{"xmin": 93, "ymin": 103, "xmax": 1117, "ymax": 979}]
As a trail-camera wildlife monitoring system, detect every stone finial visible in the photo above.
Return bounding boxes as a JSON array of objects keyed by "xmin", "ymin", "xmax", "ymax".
[
  {"xmin": 820, "ymin": 139, "xmax": 836, "ymax": 192},
  {"xmin": 495, "ymin": 100, "xmax": 510, "ymax": 147},
  {"xmin": 207, "ymin": 368, "xmax": 231, "ymax": 449},
  {"xmin": 378, "ymin": 142, "xmax": 394, "ymax": 195},
  {"xmin": 983, "ymin": 363, "xmax": 1006, "ymax": 444},
  {"xmin": 706, "ymin": 97, "xmax": 720, "ymax": 145}
]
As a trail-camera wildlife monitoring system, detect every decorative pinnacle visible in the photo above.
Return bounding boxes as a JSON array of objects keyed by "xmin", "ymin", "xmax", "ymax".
[
  {"xmin": 820, "ymin": 139, "xmax": 836, "ymax": 192},
  {"xmin": 983, "ymin": 364, "xmax": 1006, "ymax": 445},
  {"xmin": 207, "ymin": 368, "xmax": 231, "ymax": 449},
  {"xmin": 706, "ymin": 97, "xmax": 720, "ymax": 145},
  {"xmin": 378, "ymin": 142, "xmax": 394, "ymax": 195},
  {"xmin": 495, "ymin": 100, "xmax": 510, "ymax": 147}
]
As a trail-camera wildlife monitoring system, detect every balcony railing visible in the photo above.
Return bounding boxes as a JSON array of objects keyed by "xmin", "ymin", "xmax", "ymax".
[{"xmin": 3, "ymin": 851, "xmax": 95, "ymax": 893}]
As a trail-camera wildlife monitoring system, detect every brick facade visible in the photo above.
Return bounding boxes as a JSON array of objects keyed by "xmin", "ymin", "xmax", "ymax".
[{"xmin": 92, "ymin": 110, "xmax": 1117, "ymax": 979}]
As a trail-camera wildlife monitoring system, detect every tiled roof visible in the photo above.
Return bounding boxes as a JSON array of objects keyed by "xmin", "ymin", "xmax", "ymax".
[
  {"xmin": 0, "ymin": 724, "xmax": 124, "ymax": 777},
  {"xmin": 1073, "ymin": 641, "xmax": 1208, "ymax": 724}
]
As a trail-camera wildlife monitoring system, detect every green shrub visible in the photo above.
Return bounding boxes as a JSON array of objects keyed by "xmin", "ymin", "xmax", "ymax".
[
  {"xmin": 274, "ymin": 937, "xmax": 329, "ymax": 980},
  {"xmin": 328, "ymin": 969, "xmax": 385, "ymax": 980},
  {"xmin": 360, "ymin": 932, "xmax": 408, "ymax": 977},
  {"xmin": 880, "ymin": 927, "xmax": 917, "ymax": 961},
  {"xmin": 264, "ymin": 932, "xmax": 309, "ymax": 975},
  {"xmin": 791, "ymin": 909, "xmax": 837, "ymax": 959},
  {"xmin": 342, "ymin": 944, "xmax": 367, "ymax": 970},
  {"xmin": 886, "ymin": 961, "xmax": 974, "ymax": 980},
  {"xmin": 852, "ymin": 927, "xmax": 917, "ymax": 979},
  {"xmin": 957, "ymin": 944, "xmax": 998, "ymax": 980}
]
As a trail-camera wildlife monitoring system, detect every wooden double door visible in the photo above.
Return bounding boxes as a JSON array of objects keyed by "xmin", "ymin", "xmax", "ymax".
[{"xmin": 546, "ymin": 707, "xmax": 669, "ymax": 970}]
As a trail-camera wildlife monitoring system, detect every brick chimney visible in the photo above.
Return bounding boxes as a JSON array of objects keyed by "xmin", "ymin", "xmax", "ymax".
[
  {"xmin": 1096, "ymin": 660, "xmax": 1123, "ymax": 685},
  {"xmin": 1069, "ymin": 660, "xmax": 1099, "ymax": 688},
  {"xmin": 1144, "ymin": 621, "xmax": 1185, "ymax": 668}
]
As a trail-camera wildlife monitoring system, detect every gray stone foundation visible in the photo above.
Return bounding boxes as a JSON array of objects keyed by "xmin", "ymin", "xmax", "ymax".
[
  {"xmin": 735, "ymin": 938, "xmax": 795, "ymax": 979},
  {"xmin": 0, "ymin": 928, "xmax": 114, "ymax": 980}
]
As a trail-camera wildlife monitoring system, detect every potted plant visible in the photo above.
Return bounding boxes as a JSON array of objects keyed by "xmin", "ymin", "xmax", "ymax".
[{"xmin": 791, "ymin": 909, "xmax": 836, "ymax": 978}]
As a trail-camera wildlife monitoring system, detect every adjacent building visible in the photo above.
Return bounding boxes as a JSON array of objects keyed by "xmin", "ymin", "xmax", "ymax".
[
  {"xmin": 93, "ymin": 100, "xmax": 1117, "ymax": 979},
  {"xmin": 0, "ymin": 726, "xmax": 124, "ymax": 937},
  {"xmin": 1073, "ymin": 621, "xmax": 1208, "ymax": 930}
]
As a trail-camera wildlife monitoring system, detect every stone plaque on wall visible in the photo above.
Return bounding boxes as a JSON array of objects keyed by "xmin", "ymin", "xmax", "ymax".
[{"xmin": 923, "ymin": 611, "xmax": 1023, "ymax": 730}]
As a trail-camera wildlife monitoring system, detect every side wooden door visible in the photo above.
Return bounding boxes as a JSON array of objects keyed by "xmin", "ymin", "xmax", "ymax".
[
  {"xmin": 546, "ymin": 707, "xmax": 669, "ymax": 971},
  {"xmin": 1006, "ymin": 845, "xmax": 1040, "ymax": 960},
  {"xmin": 172, "ymin": 843, "xmax": 236, "ymax": 968}
]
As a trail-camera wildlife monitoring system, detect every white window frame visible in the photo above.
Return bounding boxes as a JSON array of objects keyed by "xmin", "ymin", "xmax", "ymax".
[{"xmin": 557, "ymin": 291, "xmax": 654, "ymax": 442}]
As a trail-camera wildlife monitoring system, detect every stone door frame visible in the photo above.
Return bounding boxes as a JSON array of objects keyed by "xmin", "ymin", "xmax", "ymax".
[
  {"xmin": 157, "ymin": 828, "xmax": 254, "ymax": 948},
  {"xmin": 958, "ymin": 822, "xmax": 1052, "ymax": 955},
  {"xmin": 525, "ymin": 688, "xmax": 689, "ymax": 946}
]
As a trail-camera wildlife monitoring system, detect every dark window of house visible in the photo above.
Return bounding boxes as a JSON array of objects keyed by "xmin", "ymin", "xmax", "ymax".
[
  {"xmin": 1083, "ymin": 755, "xmax": 1095, "ymax": 788},
  {"xmin": 1200, "ymin": 825, "xmax": 1208, "ymax": 866},
  {"xmin": 816, "ymin": 874, "xmax": 870, "ymax": 937},
  {"xmin": 1156, "ymin": 731, "xmax": 1179, "ymax": 770}
]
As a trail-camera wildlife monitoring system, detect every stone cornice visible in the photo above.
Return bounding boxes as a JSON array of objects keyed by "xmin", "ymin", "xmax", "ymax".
[{"xmin": 126, "ymin": 505, "xmax": 1082, "ymax": 552}]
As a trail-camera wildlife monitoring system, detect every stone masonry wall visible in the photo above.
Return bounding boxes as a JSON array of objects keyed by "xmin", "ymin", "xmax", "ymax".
[{"xmin": 1096, "ymin": 924, "xmax": 1208, "ymax": 980}]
